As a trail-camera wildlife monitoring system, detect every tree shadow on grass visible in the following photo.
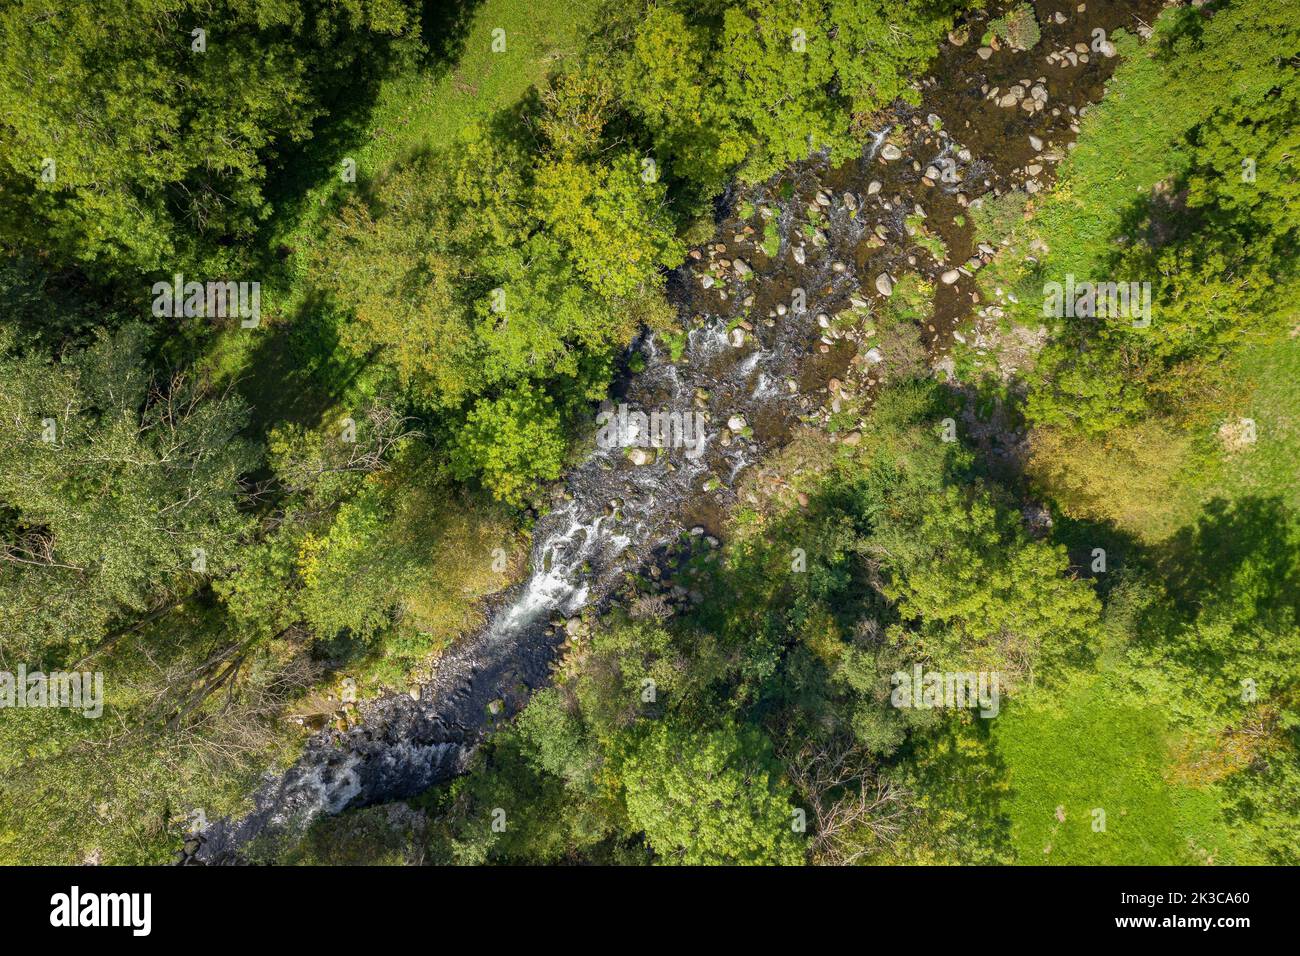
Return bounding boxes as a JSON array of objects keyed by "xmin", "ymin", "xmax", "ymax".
[
  {"xmin": 233, "ymin": 288, "xmax": 373, "ymax": 438},
  {"xmin": 251, "ymin": 0, "xmax": 489, "ymax": 287},
  {"xmin": 1155, "ymin": 495, "xmax": 1300, "ymax": 626}
]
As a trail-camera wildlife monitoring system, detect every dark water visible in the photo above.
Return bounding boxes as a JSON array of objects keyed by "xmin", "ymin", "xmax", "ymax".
[{"xmin": 195, "ymin": 0, "xmax": 1160, "ymax": 862}]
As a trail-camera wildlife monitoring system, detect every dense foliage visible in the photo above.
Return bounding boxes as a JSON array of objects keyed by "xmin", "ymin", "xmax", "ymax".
[{"xmin": 1, "ymin": 0, "xmax": 1294, "ymax": 867}]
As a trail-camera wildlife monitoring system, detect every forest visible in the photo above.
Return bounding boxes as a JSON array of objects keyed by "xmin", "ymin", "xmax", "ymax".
[{"xmin": 0, "ymin": 0, "xmax": 1296, "ymax": 867}]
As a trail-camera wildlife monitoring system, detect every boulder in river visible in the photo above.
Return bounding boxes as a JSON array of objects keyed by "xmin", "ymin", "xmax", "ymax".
[{"xmin": 881, "ymin": 143, "xmax": 902, "ymax": 161}]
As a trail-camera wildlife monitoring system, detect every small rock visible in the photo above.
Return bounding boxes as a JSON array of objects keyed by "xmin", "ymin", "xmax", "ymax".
[
  {"xmin": 1029, "ymin": 134, "xmax": 1043, "ymax": 151},
  {"xmin": 733, "ymin": 259, "xmax": 752, "ymax": 277},
  {"xmin": 977, "ymin": 46, "xmax": 992, "ymax": 60},
  {"xmin": 727, "ymin": 414, "xmax": 747, "ymax": 432},
  {"xmin": 875, "ymin": 273, "xmax": 894, "ymax": 297},
  {"xmin": 941, "ymin": 269, "xmax": 960, "ymax": 285},
  {"xmin": 881, "ymin": 143, "xmax": 903, "ymax": 161}
]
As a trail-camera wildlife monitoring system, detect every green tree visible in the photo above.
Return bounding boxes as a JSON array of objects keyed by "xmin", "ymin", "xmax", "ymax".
[
  {"xmin": 620, "ymin": 721, "xmax": 804, "ymax": 865},
  {"xmin": 877, "ymin": 487, "xmax": 1101, "ymax": 681},
  {"xmin": 0, "ymin": 324, "xmax": 256, "ymax": 664},
  {"xmin": 448, "ymin": 384, "xmax": 567, "ymax": 506},
  {"xmin": 0, "ymin": 0, "xmax": 421, "ymax": 277}
]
